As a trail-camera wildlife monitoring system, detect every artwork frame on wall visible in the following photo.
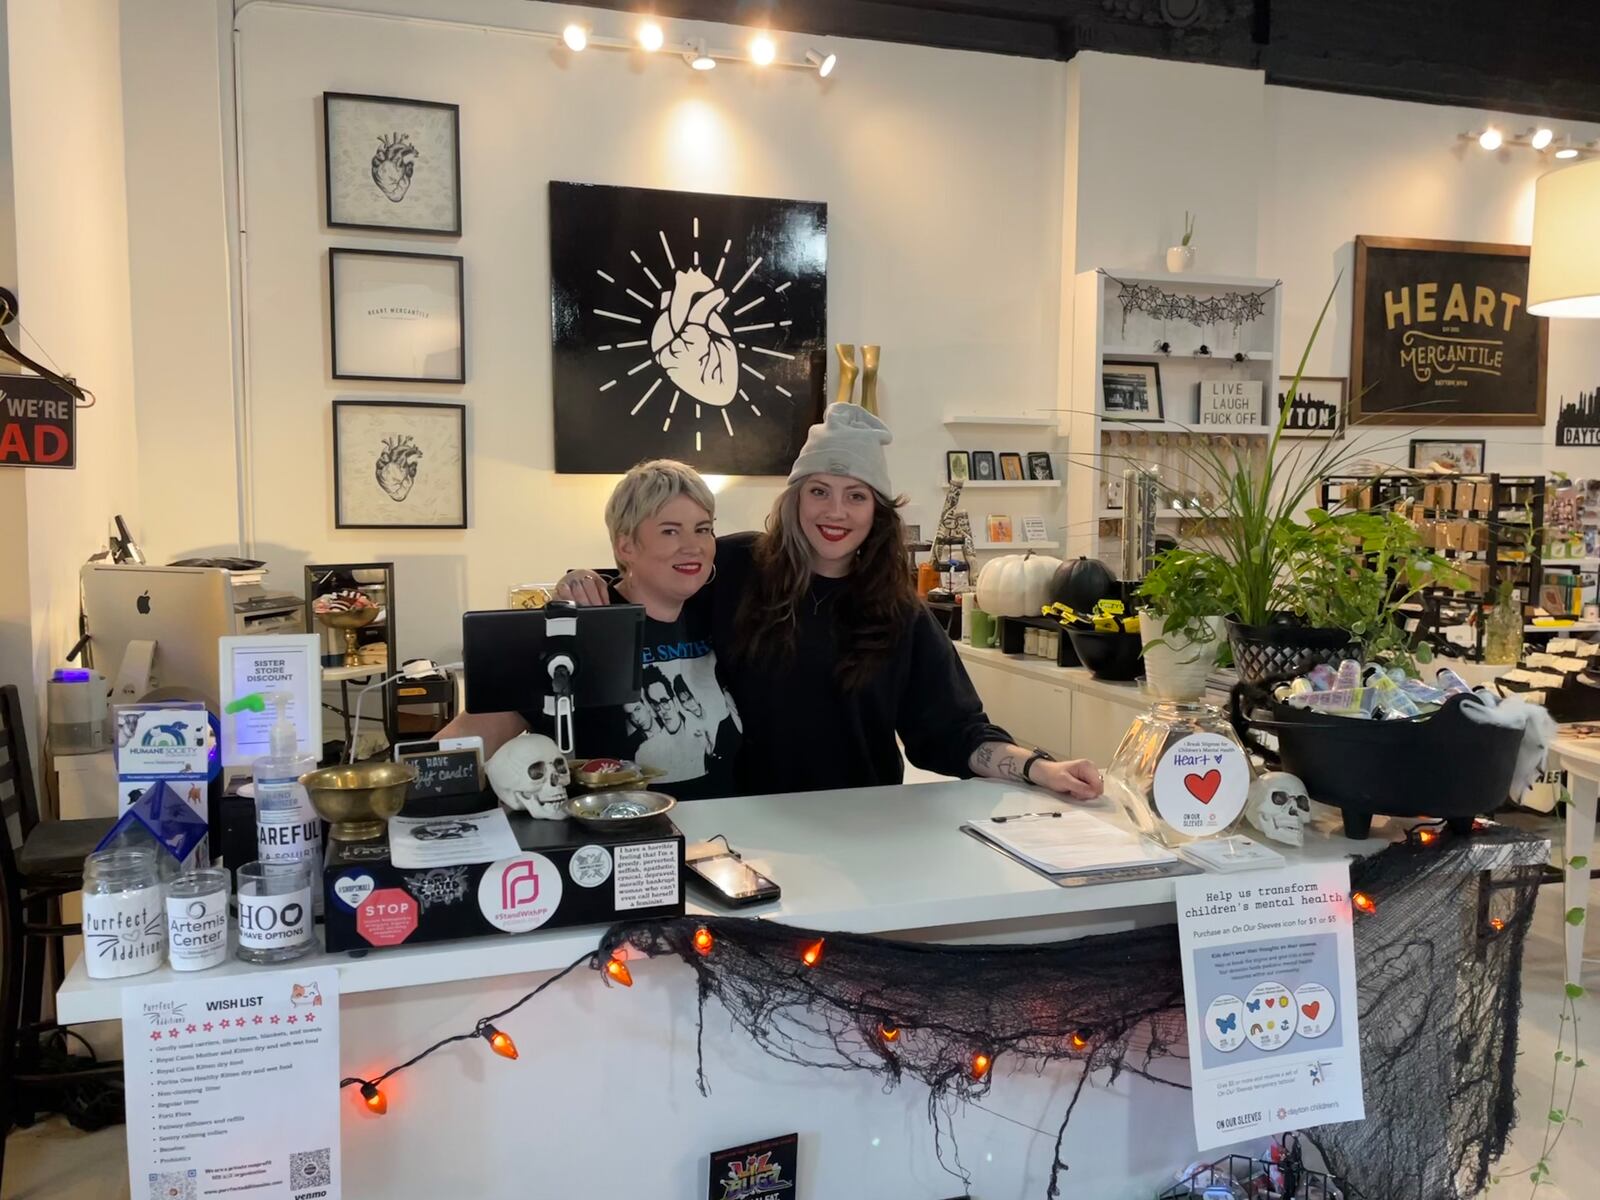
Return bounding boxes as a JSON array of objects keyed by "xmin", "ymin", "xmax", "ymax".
[
  {"xmin": 549, "ymin": 181, "xmax": 828, "ymax": 475},
  {"xmin": 1276, "ymin": 375, "xmax": 1347, "ymax": 439},
  {"xmin": 971, "ymin": 451, "xmax": 998, "ymax": 481},
  {"xmin": 332, "ymin": 399, "xmax": 468, "ymax": 529},
  {"xmin": 1408, "ymin": 438, "xmax": 1486, "ymax": 474},
  {"xmin": 330, "ymin": 248, "xmax": 466, "ymax": 383},
  {"xmin": 324, "ymin": 92, "xmax": 462, "ymax": 235},
  {"xmin": 1102, "ymin": 361, "xmax": 1164, "ymax": 422},
  {"xmin": 1026, "ymin": 452, "xmax": 1054, "ymax": 481},
  {"xmin": 999, "ymin": 452, "xmax": 1024, "ymax": 480},
  {"xmin": 946, "ymin": 451, "xmax": 970, "ymax": 482},
  {"xmin": 1350, "ymin": 235, "xmax": 1547, "ymax": 427}
]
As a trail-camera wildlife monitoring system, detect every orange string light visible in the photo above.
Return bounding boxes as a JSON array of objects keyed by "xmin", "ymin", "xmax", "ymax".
[
  {"xmin": 878, "ymin": 1023, "xmax": 900, "ymax": 1043},
  {"xmin": 359, "ymin": 1081, "xmax": 387, "ymax": 1114},
  {"xmin": 606, "ymin": 957, "xmax": 634, "ymax": 987},
  {"xmin": 1352, "ymin": 891, "xmax": 1377, "ymax": 915},
  {"xmin": 693, "ymin": 927, "xmax": 715, "ymax": 957},
  {"xmin": 1070, "ymin": 1032, "xmax": 1088, "ymax": 1050},
  {"xmin": 483, "ymin": 1024, "xmax": 519, "ymax": 1060},
  {"xmin": 801, "ymin": 938, "xmax": 825, "ymax": 968},
  {"xmin": 1490, "ymin": 917, "xmax": 1505, "ymax": 932},
  {"xmin": 1417, "ymin": 828, "xmax": 1438, "ymax": 846},
  {"xmin": 970, "ymin": 1052, "xmax": 992, "ymax": 1080}
]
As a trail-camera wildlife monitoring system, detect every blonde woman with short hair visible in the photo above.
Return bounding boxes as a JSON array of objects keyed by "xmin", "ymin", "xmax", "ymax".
[{"xmin": 440, "ymin": 459, "xmax": 741, "ymax": 799}]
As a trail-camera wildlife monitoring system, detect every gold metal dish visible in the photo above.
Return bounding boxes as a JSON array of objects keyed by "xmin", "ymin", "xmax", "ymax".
[
  {"xmin": 563, "ymin": 789, "xmax": 676, "ymax": 827},
  {"xmin": 302, "ymin": 761, "xmax": 415, "ymax": 841},
  {"xmin": 316, "ymin": 606, "xmax": 379, "ymax": 667}
]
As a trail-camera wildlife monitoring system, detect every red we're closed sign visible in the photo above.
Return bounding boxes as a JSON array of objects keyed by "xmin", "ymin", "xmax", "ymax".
[{"xmin": 0, "ymin": 374, "xmax": 75, "ymax": 469}]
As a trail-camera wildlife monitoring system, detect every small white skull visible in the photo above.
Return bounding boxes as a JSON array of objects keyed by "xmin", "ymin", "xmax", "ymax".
[
  {"xmin": 486, "ymin": 733, "xmax": 571, "ymax": 819},
  {"xmin": 1246, "ymin": 771, "xmax": 1312, "ymax": 847}
]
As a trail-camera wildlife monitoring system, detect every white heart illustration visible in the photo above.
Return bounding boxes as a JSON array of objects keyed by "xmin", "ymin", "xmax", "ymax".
[
  {"xmin": 333, "ymin": 873, "xmax": 377, "ymax": 909},
  {"xmin": 650, "ymin": 268, "xmax": 738, "ymax": 407}
]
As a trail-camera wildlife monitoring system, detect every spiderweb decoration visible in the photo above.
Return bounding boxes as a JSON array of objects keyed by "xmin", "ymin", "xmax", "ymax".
[
  {"xmin": 1103, "ymin": 270, "xmax": 1278, "ymax": 335},
  {"xmin": 600, "ymin": 826, "xmax": 1547, "ymax": 1199}
]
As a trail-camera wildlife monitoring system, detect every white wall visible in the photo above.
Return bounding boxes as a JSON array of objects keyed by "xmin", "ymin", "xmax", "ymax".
[
  {"xmin": 232, "ymin": 0, "xmax": 1066, "ymax": 661},
  {"xmin": 8, "ymin": 0, "xmax": 140, "ymax": 721}
]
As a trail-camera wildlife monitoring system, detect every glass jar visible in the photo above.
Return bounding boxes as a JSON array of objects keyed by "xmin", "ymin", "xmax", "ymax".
[
  {"xmin": 82, "ymin": 849, "xmax": 166, "ymax": 978},
  {"xmin": 1105, "ymin": 701, "xmax": 1251, "ymax": 847},
  {"xmin": 166, "ymin": 869, "xmax": 231, "ymax": 971},
  {"xmin": 236, "ymin": 861, "xmax": 316, "ymax": 964}
]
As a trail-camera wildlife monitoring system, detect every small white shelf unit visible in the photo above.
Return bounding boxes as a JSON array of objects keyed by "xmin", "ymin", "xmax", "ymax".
[
  {"xmin": 1067, "ymin": 266, "xmax": 1283, "ymax": 560},
  {"xmin": 941, "ymin": 411, "xmax": 1066, "ymax": 560}
]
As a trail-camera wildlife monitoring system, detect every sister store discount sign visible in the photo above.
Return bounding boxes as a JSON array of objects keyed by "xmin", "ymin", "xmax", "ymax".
[
  {"xmin": 1175, "ymin": 864, "xmax": 1364, "ymax": 1151},
  {"xmin": 122, "ymin": 967, "xmax": 341, "ymax": 1200}
]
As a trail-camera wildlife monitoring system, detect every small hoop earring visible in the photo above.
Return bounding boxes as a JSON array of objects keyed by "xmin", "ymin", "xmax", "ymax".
[{"xmin": 706, "ymin": 564, "xmax": 718, "ymax": 585}]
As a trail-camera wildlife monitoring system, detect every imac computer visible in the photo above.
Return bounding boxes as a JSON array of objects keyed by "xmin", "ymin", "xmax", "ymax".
[{"xmin": 81, "ymin": 564, "xmax": 237, "ymax": 713}]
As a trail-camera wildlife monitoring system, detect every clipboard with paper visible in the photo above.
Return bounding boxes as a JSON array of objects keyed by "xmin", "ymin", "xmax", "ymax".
[{"xmin": 961, "ymin": 808, "xmax": 1199, "ymax": 886}]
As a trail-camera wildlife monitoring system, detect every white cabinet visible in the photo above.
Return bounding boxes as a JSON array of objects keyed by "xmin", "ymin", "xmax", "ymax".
[
  {"xmin": 962, "ymin": 656, "xmax": 1074, "ymax": 760},
  {"xmin": 1069, "ymin": 694, "xmax": 1145, "ymax": 765}
]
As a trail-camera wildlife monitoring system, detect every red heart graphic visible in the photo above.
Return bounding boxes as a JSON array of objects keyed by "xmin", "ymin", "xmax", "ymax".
[
  {"xmin": 1301, "ymin": 1001, "xmax": 1321, "ymax": 1020},
  {"xmin": 1265, "ymin": 997, "xmax": 1275, "ymax": 1008},
  {"xmin": 1184, "ymin": 769, "xmax": 1222, "ymax": 803}
]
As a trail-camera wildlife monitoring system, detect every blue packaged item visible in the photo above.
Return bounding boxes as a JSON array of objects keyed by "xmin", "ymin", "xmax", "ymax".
[{"xmin": 94, "ymin": 779, "xmax": 210, "ymax": 874}]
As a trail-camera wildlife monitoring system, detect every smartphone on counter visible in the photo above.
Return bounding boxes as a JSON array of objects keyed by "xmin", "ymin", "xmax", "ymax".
[{"xmin": 685, "ymin": 852, "xmax": 781, "ymax": 908}]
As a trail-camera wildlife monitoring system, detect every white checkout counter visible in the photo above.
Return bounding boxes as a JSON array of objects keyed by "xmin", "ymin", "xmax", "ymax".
[{"xmin": 59, "ymin": 779, "xmax": 1382, "ymax": 1197}]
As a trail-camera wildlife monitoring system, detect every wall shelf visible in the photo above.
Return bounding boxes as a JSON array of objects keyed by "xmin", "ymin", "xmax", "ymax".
[
  {"xmin": 1102, "ymin": 346, "xmax": 1271, "ymax": 362},
  {"xmin": 943, "ymin": 413, "xmax": 1058, "ymax": 427},
  {"xmin": 958, "ymin": 479, "xmax": 1062, "ymax": 489},
  {"xmin": 973, "ymin": 540, "xmax": 1060, "ymax": 550}
]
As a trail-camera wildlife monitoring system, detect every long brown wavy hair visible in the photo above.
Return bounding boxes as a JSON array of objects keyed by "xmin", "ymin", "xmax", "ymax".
[{"xmin": 735, "ymin": 479, "xmax": 920, "ymax": 690}]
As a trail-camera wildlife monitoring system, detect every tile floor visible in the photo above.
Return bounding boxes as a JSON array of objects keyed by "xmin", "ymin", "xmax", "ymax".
[{"xmin": 3, "ymin": 887, "xmax": 1595, "ymax": 1200}]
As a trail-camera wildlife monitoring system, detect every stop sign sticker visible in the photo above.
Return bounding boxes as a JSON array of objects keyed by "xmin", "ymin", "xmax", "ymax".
[{"xmin": 356, "ymin": 888, "xmax": 418, "ymax": 947}]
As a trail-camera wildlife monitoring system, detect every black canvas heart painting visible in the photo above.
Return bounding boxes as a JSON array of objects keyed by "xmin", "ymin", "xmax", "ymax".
[{"xmin": 550, "ymin": 182, "xmax": 827, "ymax": 475}]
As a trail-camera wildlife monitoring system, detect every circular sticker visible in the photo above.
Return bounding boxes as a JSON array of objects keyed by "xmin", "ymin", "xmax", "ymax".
[
  {"xmin": 1244, "ymin": 980, "xmax": 1297, "ymax": 1051},
  {"xmin": 569, "ymin": 844, "xmax": 613, "ymax": 888},
  {"xmin": 477, "ymin": 853, "xmax": 564, "ymax": 933},
  {"xmin": 1152, "ymin": 732, "xmax": 1249, "ymax": 837},
  {"xmin": 1293, "ymin": 982, "xmax": 1336, "ymax": 1038},
  {"xmin": 1204, "ymin": 993, "xmax": 1245, "ymax": 1053}
]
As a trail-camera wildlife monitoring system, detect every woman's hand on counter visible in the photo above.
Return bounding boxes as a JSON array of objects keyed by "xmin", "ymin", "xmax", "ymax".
[
  {"xmin": 969, "ymin": 742, "xmax": 1103, "ymax": 799},
  {"xmin": 553, "ymin": 570, "xmax": 614, "ymax": 606}
]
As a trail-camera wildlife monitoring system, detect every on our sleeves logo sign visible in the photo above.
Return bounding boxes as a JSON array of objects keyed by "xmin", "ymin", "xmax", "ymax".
[
  {"xmin": 550, "ymin": 181, "xmax": 827, "ymax": 476},
  {"xmin": 0, "ymin": 374, "xmax": 75, "ymax": 469},
  {"xmin": 477, "ymin": 853, "xmax": 563, "ymax": 933}
]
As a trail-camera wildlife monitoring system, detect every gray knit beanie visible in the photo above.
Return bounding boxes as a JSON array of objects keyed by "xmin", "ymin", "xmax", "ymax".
[{"xmin": 787, "ymin": 402, "xmax": 894, "ymax": 497}]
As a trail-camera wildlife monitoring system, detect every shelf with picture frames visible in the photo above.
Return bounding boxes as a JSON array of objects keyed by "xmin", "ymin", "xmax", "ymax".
[
  {"xmin": 1066, "ymin": 266, "xmax": 1284, "ymax": 560},
  {"xmin": 941, "ymin": 413, "xmax": 1066, "ymax": 558}
]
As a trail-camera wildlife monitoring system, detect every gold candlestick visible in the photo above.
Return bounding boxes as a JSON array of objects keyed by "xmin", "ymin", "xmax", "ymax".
[
  {"xmin": 833, "ymin": 343, "xmax": 858, "ymax": 406},
  {"xmin": 859, "ymin": 344, "xmax": 880, "ymax": 414}
]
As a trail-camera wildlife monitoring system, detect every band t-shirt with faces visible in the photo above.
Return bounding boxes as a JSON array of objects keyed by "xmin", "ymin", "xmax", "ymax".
[{"xmin": 529, "ymin": 583, "xmax": 741, "ymax": 801}]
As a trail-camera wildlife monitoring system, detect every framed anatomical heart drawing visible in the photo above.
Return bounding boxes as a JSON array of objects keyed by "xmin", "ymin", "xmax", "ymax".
[
  {"xmin": 549, "ymin": 182, "xmax": 828, "ymax": 475},
  {"xmin": 332, "ymin": 400, "xmax": 467, "ymax": 529},
  {"xmin": 324, "ymin": 92, "xmax": 461, "ymax": 235}
]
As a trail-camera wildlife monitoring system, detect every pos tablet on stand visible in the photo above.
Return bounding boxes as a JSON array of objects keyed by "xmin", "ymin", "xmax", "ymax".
[{"xmin": 462, "ymin": 601, "xmax": 645, "ymax": 754}]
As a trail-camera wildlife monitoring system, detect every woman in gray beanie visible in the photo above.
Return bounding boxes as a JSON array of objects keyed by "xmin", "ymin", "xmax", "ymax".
[{"xmin": 563, "ymin": 403, "xmax": 1102, "ymax": 800}]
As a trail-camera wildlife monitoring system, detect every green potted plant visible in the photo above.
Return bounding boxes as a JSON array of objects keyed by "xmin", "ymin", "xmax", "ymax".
[{"xmin": 1135, "ymin": 547, "xmax": 1230, "ymax": 700}]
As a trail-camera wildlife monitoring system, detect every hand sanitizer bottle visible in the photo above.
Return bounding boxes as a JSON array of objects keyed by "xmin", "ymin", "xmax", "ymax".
[{"xmin": 253, "ymin": 692, "xmax": 323, "ymax": 913}]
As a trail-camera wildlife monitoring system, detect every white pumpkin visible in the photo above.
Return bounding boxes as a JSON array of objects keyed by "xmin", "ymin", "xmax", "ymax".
[{"xmin": 975, "ymin": 552, "xmax": 1064, "ymax": 617}]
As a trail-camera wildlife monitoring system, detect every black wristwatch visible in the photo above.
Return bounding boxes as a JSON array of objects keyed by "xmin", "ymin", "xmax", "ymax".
[{"xmin": 1021, "ymin": 749, "xmax": 1055, "ymax": 784}]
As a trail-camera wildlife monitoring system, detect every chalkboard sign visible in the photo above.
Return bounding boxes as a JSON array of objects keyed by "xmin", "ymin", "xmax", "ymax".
[
  {"xmin": 1350, "ymin": 236, "xmax": 1547, "ymax": 427},
  {"xmin": 399, "ymin": 748, "xmax": 484, "ymax": 799}
]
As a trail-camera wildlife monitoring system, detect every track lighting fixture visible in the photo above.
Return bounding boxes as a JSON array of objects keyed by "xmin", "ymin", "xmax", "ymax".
[
  {"xmin": 684, "ymin": 39, "xmax": 716, "ymax": 70},
  {"xmin": 750, "ymin": 34, "xmax": 776, "ymax": 67},
  {"xmin": 562, "ymin": 24, "xmax": 588, "ymax": 52},
  {"xmin": 806, "ymin": 48, "xmax": 837, "ymax": 77},
  {"xmin": 636, "ymin": 21, "xmax": 664, "ymax": 52}
]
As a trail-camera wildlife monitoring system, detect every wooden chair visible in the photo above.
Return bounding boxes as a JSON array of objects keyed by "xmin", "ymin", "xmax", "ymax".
[{"xmin": 0, "ymin": 683, "xmax": 121, "ymax": 1184}]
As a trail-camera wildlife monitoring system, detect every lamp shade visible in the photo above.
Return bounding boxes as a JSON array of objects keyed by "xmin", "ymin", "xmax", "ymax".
[{"xmin": 1528, "ymin": 158, "xmax": 1600, "ymax": 318}]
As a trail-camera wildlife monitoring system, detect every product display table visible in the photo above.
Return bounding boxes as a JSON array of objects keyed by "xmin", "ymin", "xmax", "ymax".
[
  {"xmin": 55, "ymin": 781, "xmax": 1534, "ymax": 1197},
  {"xmin": 1548, "ymin": 730, "xmax": 1600, "ymax": 984}
]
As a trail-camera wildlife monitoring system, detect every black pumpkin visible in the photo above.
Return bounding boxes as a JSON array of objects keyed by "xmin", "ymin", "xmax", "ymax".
[{"xmin": 1049, "ymin": 556, "xmax": 1118, "ymax": 611}]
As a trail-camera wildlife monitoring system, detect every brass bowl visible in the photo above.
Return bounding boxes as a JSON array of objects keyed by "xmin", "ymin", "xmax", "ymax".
[
  {"xmin": 563, "ymin": 789, "xmax": 676, "ymax": 828},
  {"xmin": 302, "ymin": 761, "xmax": 415, "ymax": 842},
  {"xmin": 315, "ymin": 607, "xmax": 380, "ymax": 667}
]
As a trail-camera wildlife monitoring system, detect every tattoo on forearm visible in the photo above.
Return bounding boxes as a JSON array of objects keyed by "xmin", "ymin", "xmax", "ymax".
[
  {"xmin": 972, "ymin": 744, "xmax": 996, "ymax": 772},
  {"xmin": 972, "ymin": 741, "xmax": 1026, "ymax": 780}
]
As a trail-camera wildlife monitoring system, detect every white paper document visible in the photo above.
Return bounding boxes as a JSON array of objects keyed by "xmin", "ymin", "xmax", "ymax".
[
  {"xmin": 123, "ymin": 966, "xmax": 341, "ymax": 1200},
  {"xmin": 1175, "ymin": 863, "xmax": 1365, "ymax": 1151},
  {"xmin": 963, "ymin": 809, "xmax": 1177, "ymax": 875},
  {"xmin": 388, "ymin": 807, "xmax": 521, "ymax": 868}
]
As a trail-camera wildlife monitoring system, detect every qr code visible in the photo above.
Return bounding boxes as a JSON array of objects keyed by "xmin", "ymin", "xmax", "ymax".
[
  {"xmin": 147, "ymin": 1171, "xmax": 196, "ymax": 1200},
  {"xmin": 290, "ymin": 1148, "xmax": 331, "ymax": 1190}
]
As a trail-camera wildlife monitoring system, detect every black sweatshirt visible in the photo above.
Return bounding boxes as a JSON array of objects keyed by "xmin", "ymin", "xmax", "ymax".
[{"xmin": 710, "ymin": 533, "xmax": 1011, "ymax": 795}]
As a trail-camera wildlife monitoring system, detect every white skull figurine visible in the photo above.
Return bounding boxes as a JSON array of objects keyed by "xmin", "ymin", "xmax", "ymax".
[
  {"xmin": 1246, "ymin": 771, "xmax": 1311, "ymax": 847},
  {"xmin": 486, "ymin": 733, "xmax": 572, "ymax": 819}
]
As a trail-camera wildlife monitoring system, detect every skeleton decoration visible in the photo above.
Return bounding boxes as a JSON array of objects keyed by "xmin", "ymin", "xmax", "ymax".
[
  {"xmin": 486, "ymin": 732, "xmax": 572, "ymax": 819},
  {"xmin": 374, "ymin": 434, "xmax": 423, "ymax": 502},
  {"xmin": 371, "ymin": 131, "xmax": 419, "ymax": 203},
  {"xmin": 1246, "ymin": 771, "xmax": 1311, "ymax": 847}
]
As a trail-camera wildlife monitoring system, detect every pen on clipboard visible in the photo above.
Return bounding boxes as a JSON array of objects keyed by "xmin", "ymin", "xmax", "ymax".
[{"xmin": 991, "ymin": 811, "xmax": 1064, "ymax": 823}]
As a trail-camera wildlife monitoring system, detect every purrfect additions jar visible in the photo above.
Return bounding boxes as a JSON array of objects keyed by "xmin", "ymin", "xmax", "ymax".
[
  {"xmin": 1105, "ymin": 701, "xmax": 1251, "ymax": 847},
  {"xmin": 82, "ymin": 849, "xmax": 167, "ymax": 979}
]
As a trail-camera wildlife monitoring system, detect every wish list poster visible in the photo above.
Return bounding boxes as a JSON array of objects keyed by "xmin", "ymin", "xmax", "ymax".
[
  {"xmin": 1175, "ymin": 864, "xmax": 1364, "ymax": 1151},
  {"xmin": 123, "ymin": 967, "xmax": 340, "ymax": 1200}
]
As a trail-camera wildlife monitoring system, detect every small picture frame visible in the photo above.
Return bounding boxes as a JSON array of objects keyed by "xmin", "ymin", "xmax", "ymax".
[
  {"xmin": 330, "ymin": 248, "xmax": 466, "ymax": 383},
  {"xmin": 1026, "ymin": 452, "xmax": 1054, "ymax": 481},
  {"xmin": 946, "ymin": 450, "xmax": 970, "ymax": 483},
  {"xmin": 1408, "ymin": 439, "xmax": 1487, "ymax": 474},
  {"xmin": 333, "ymin": 400, "xmax": 468, "ymax": 529},
  {"xmin": 1101, "ymin": 361, "xmax": 1164, "ymax": 422},
  {"xmin": 971, "ymin": 451, "xmax": 998, "ymax": 481},
  {"xmin": 1276, "ymin": 376, "xmax": 1347, "ymax": 439},
  {"xmin": 985, "ymin": 514, "xmax": 1013, "ymax": 543},
  {"xmin": 999, "ymin": 452, "xmax": 1024, "ymax": 481},
  {"xmin": 324, "ymin": 92, "xmax": 461, "ymax": 235},
  {"xmin": 905, "ymin": 523, "xmax": 923, "ymax": 544}
]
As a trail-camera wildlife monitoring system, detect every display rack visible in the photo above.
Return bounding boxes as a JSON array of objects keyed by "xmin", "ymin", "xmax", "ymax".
[
  {"xmin": 1318, "ymin": 473, "xmax": 1545, "ymax": 662},
  {"xmin": 940, "ymin": 410, "xmax": 1064, "ymax": 561},
  {"xmin": 1067, "ymin": 267, "xmax": 1283, "ymax": 561}
]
